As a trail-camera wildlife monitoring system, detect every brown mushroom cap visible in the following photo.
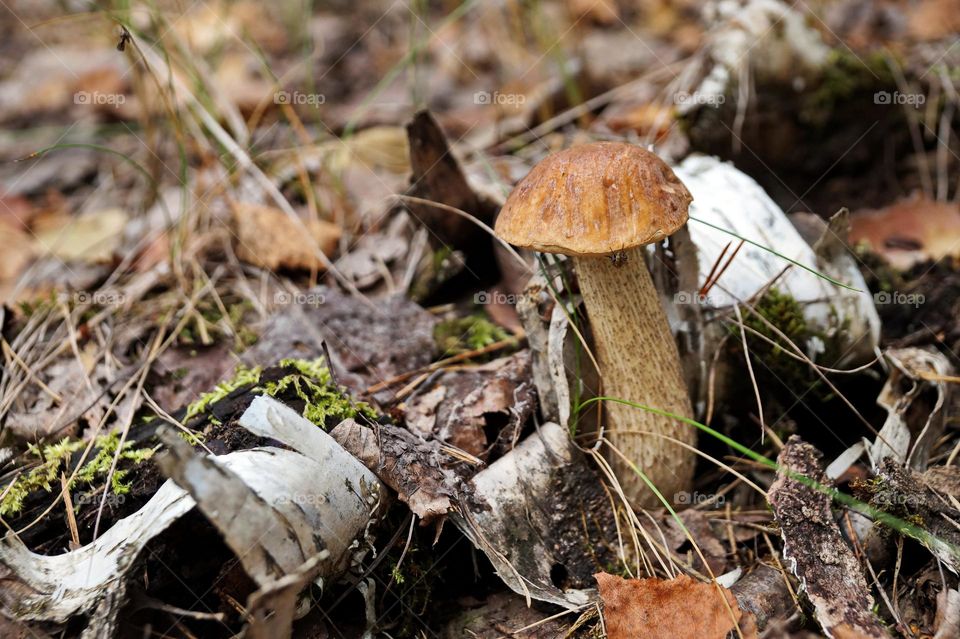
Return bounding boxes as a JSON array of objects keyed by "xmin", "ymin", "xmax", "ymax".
[{"xmin": 494, "ymin": 142, "xmax": 692, "ymax": 256}]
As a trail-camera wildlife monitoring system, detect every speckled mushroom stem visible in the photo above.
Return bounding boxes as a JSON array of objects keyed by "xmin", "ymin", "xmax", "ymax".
[{"xmin": 574, "ymin": 247, "xmax": 695, "ymax": 508}]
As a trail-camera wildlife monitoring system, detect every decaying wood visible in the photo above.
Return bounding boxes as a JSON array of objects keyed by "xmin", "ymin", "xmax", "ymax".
[
  {"xmin": 867, "ymin": 459, "xmax": 960, "ymax": 573},
  {"xmin": 331, "ymin": 418, "xmax": 460, "ymax": 523},
  {"xmin": 730, "ymin": 564, "xmax": 797, "ymax": 632},
  {"xmin": 769, "ymin": 436, "xmax": 890, "ymax": 639},
  {"xmin": 451, "ymin": 421, "xmax": 617, "ymax": 609},
  {"xmin": 403, "ymin": 110, "xmax": 498, "ymax": 247}
]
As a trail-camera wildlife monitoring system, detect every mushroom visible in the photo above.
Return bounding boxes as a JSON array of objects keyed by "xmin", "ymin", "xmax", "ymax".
[{"xmin": 494, "ymin": 141, "xmax": 695, "ymax": 507}]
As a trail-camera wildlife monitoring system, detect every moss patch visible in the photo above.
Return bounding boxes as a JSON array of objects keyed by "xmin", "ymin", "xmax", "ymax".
[
  {"xmin": 434, "ymin": 315, "xmax": 509, "ymax": 356},
  {"xmin": 801, "ymin": 49, "xmax": 893, "ymax": 127},
  {"xmin": 0, "ymin": 434, "xmax": 155, "ymax": 517},
  {"xmin": 182, "ymin": 358, "xmax": 376, "ymax": 430}
]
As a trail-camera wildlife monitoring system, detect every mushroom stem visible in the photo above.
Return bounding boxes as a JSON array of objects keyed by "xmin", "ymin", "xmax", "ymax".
[{"xmin": 574, "ymin": 247, "xmax": 695, "ymax": 507}]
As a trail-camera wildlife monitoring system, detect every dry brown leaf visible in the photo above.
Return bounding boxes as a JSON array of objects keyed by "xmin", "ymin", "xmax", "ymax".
[
  {"xmin": 596, "ymin": 573, "xmax": 755, "ymax": 639},
  {"xmin": 907, "ymin": 0, "xmax": 960, "ymax": 41},
  {"xmin": 402, "ymin": 352, "xmax": 535, "ymax": 458},
  {"xmin": 232, "ymin": 202, "xmax": 341, "ymax": 271},
  {"xmin": 850, "ymin": 195, "xmax": 960, "ymax": 270},
  {"xmin": 214, "ymin": 53, "xmax": 275, "ymax": 115},
  {"xmin": 242, "ymin": 286, "xmax": 438, "ymax": 404},
  {"xmin": 33, "ymin": 208, "xmax": 127, "ymax": 263},
  {"xmin": 0, "ymin": 219, "xmax": 35, "ymax": 293},
  {"xmin": 172, "ymin": 1, "xmax": 285, "ymax": 56}
]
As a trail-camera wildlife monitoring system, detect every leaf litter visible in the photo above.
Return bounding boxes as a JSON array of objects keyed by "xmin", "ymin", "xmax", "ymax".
[{"xmin": 2, "ymin": 1, "xmax": 960, "ymax": 637}]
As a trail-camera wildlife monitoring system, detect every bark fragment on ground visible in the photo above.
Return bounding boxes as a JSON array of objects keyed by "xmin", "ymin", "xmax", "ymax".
[
  {"xmin": 402, "ymin": 110, "xmax": 499, "ymax": 247},
  {"xmin": 730, "ymin": 564, "xmax": 798, "ymax": 632},
  {"xmin": 158, "ymin": 432, "xmax": 363, "ymax": 586},
  {"xmin": 863, "ymin": 459, "xmax": 960, "ymax": 572},
  {"xmin": 330, "ymin": 417, "xmax": 461, "ymax": 524},
  {"xmin": 451, "ymin": 422, "xmax": 617, "ymax": 609},
  {"xmin": 769, "ymin": 436, "xmax": 890, "ymax": 639}
]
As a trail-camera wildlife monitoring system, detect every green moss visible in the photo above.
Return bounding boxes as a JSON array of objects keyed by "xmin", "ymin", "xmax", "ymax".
[
  {"xmin": 728, "ymin": 288, "xmax": 818, "ymax": 395},
  {"xmin": 0, "ymin": 434, "xmax": 154, "ymax": 517},
  {"xmin": 262, "ymin": 358, "xmax": 377, "ymax": 426},
  {"xmin": 183, "ymin": 364, "xmax": 262, "ymax": 423},
  {"xmin": 74, "ymin": 433, "xmax": 155, "ymax": 495},
  {"xmin": 434, "ymin": 315, "xmax": 510, "ymax": 355},
  {"xmin": 0, "ymin": 438, "xmax": 83, "ymax": 516},
  {"xmin": 801, "ymin": 49, "xmax": 894, "ymax": 126},
  {"xmin": 742, "ymin": 288, "xmax": 810, "ymax": 353}
]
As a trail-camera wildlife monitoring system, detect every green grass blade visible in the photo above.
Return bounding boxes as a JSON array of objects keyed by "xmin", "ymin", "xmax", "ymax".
[{"xmin": 578, "ymin": 396, "xmax": 960, "ymax": 562}]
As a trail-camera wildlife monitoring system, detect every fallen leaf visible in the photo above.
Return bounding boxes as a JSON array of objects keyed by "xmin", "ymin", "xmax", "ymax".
[
  {"xmin": 850, "ymin": 195, "xmax": 960, "ymax": 270},
  {"xmin": 4, "ymin": 357, "xmax": 121, "ymax": 442},
  {"xmin": 0, "ymin": 219, "xmax": 35, "ymax": 294},
  {"xmin": 402, "ymin": 351, "xmax": 535, "ymax": 458},
  {"xmin": 214, "ymin": 53, "xmax": 275, "ymax": 116},
  {"xmin": 242, "ymin": 286, "xmax": 438, "ymax": 404},
  {"xmin": 33, "ymin": 208, "xmax": 127, "ymax": 263},
  {"xmin": 907, "ymin": 0, "xmax": 960, "ymax": 41},
  {"xmin": 596, "ymin": 573, "xmax": 754, "ymax": 639},
  {"xmin": 151, "ymin": 344, "xmax": 237, "ymax": 414},
  {"xmin": 661, "ymin": 510, "xmax": 728, "ymax": 575},
  {"xmin": 232, "ymin": 202, "xmax": 341, "ymax": 271}
]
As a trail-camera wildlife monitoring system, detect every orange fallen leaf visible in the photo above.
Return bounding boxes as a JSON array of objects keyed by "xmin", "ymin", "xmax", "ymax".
[
  {"xmin": 849, "ymin": 195, "xmax": 960, "ymax": 270},
  {"xmin": 595, "ymin": 572, "xmax": 756, "ymax": 639},
  {"xmin": 232, "ymin": 202, "xmax": 341, "ymax": 272},
  {"xmin": 907, "ymin": 0, "xmax": 960, "ymax": 41}
]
